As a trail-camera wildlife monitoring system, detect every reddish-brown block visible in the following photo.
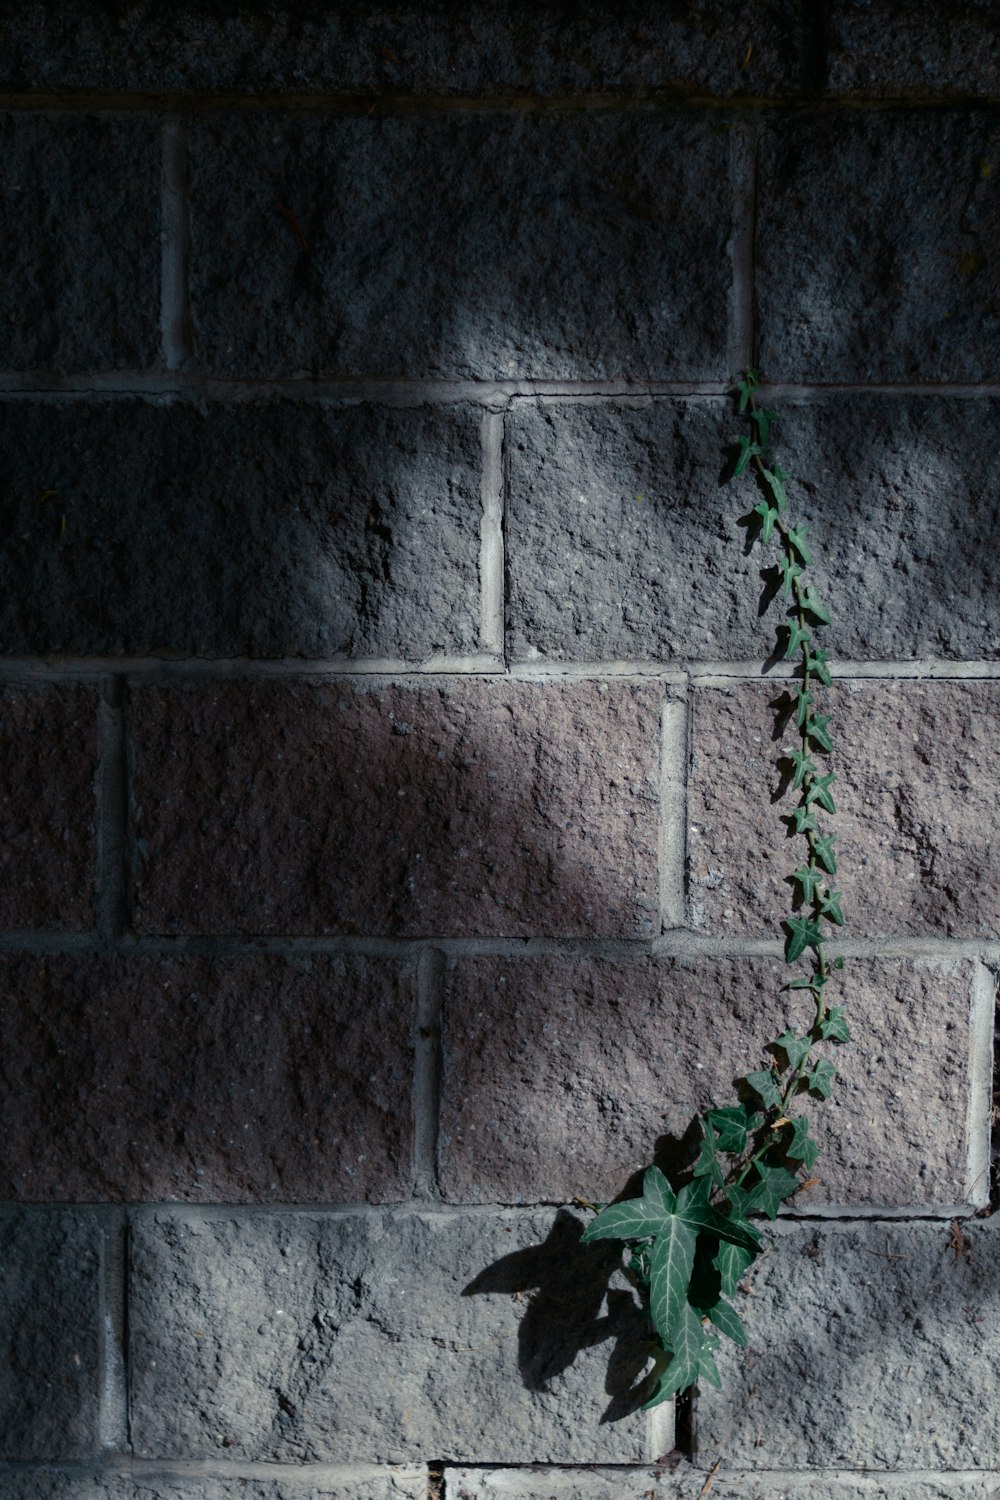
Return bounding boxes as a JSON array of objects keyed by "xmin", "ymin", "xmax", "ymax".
[
  {"xmin": 0, "ymin": 952, "xmax": 415, "ymax": 1202},
  {"xmin": 129, "ymin": 679, "xmax": 661, "ymax": 938},
  {"xmin": 0, "ymin": 683, "xmax": 99, "ymax": 930},
  {"xmin": 690, "ymin": 680, "xmax": 1000, "ymax": 938},
  {"xmin": 439, "ymin": 954, "xmax": 975, "ymax": 1208}
]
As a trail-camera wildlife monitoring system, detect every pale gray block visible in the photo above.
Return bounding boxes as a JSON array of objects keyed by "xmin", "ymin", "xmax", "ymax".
[{"xmin": 448, "ymin": 1468, "xmax": 1000, "ymax": 1499}]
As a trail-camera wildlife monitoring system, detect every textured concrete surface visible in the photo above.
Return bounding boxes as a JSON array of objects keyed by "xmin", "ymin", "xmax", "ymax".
[
  {"xmin": 757, "ymin": 112, "xmax": 1000, "ymax": 382},
  {"xmin": 0, "ymin": 952, "xmax": 415, "ymax": 1203},
  {"xmin": 188, "ymin": 114, "xmax": 730, "ymax": 381},
  {"xmin": 0, "ymin": 1472, "xmax": 427, "ymax": 1500},
  {"xmin": 689, "ymin": 680, "xmax": 1000, "ymax": 938},
  {"xmin": 0, "ymin": 683, "xmax": 98, "ymax": 930},
  {"xmin": 0, "ymin": 1, "xmax": 806, "ymax": 96},
  {"xmin": 449, "ymin": 1469, "xmax": 1000, "ymax": 1499},
  {"xmin": 0, "ymin": 400, "xmax": 481, "ymax": 659},
  {"xmin": 827, "ymin": 0, "xmax": 1000, "ymax": 97},
  {"xmin": 0, "ymin": 114, "xmax": 159, "ymax": 373},
  {"xmin": 130, "ymin": 1208, "xmax": 658, "ymax": 1464},
  {"xmin": 439, "ymin": 955, "xmax": 974, "ymax": 1208},
  {"xmin": 130, "ymin": 678, "xmax": 661, "ymax": 938},
  {"xmin": 507, "ymin": 396, "xmax": 1000, "ymax": 663},
  {"xmin": 0, "ymin": 1209, "xmax": 103, "ymax": 1460},
  {"xmin": 697, "ymin": 1219, "xmax": 1000, "ymax": 1470}
]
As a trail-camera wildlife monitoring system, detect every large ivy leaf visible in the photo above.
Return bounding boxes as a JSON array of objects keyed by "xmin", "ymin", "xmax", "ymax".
[
  {"xmin": 744, "ymin": 1067, "xmax": 783, "ymax": 1111},
  {"xmin": 693, "ymin": 1119, "xmax": 725, "ymax": 1189},
  {"xmin": 697, "ymin": 1337, "xmax": 723, "ymax": 1388},
  {"xmin": 580, "ymin": 1198, "xmax": 665, "ymax": 1243},
  {"xmin": 715, "ymin": 1238, "xmax": 755, "ymax": 1297},
  {"xmin": 708, "ymin": 1297, "xmax": 749, "ymax": 1347},
  {"xmin": 707, "ymin": 1104, "xmax": 755, "ymax": 1154},
  {"xmin": 642, "ymin": 1165, "xmax": 677, "ymax": 1216},
  {"xmin": 648, "ymin": 1218, "xmax": 698, "ymax": 1347}
]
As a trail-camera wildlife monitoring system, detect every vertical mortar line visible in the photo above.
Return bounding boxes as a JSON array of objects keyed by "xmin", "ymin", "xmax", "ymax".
[
  {"xmin": 726, "ymin": 120, "xmax": 758, "ymax": 378},
  {"xmin": 97, "ymin": 676, "xmax": 127, "ymax": 944},
  {"xmin": 965, "ymin": 958, "xmax": 995, "ymax": 1210},
  {"xmin": 479, "ymin": 406, "xmax": 506, "ymax": 664},
  {"xmin": 97, "ymin": 1208, "xmax": 129, "ymax": 1452},
  {"xmin": 160, "ymin": 116, "xmax": 193, "ymax": 370},
  {"xmin": 413, "ymin": 946, "xmax": 446, "ymax": 1199},
  {"xmin": 659, "ymin": 689, "xmax": 688, "ymax": 933}
]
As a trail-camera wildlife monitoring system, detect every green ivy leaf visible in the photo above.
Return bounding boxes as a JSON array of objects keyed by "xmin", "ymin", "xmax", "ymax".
[
  {"xmin": 784, "ymin": 915, "xmax": 823, "ymax": 962},
  {"xmin": 715, "ymin": 1239, "xmax": 755, "ymax": 1297},
  {"xmin": 819, "ymin": 1006, "xmax": 851, "ymax": 1043},
  {"xmin": 708, "ymin": 1297, "xmax": 750, "ymax": 1347},
  {"xmin": 788, "ymin": 972, "xmax": 827, "ymax": 993},
  {"xmin": 643, "ymin": 1165, "xmax": 677, "ymax": 1216},
  {"xmin": 791, "ymin": 862, "xmax": 823, "ymax": 902},
  {"xmin": 744, "ymin": 1067, "xmax": 783, "ymax": 1111},
  {"xmin": 789, "ymin": 748, "xmax": 817, "ymax": 790},
  {"xmin": 820, "ymin": 889, "xmax": 845, "ymax": 925},
  {"xmin": 697, "ymin": 1337, "xmax": 724, "ymax": 1389},
  {"xmin": 784, "ymin": 621, "xmax": 811, "ymax": 660},
  {"xmin": 734, "ymin": 435, "xmax": 763, "ymax": 477},
  {"xmin": 791, "ymin": 805, "xmax": 818, "ymax": 835},
  {"xmin": 693, "ymin": 1119, "xmax": 726, "ymax": 1189},
  {"xmin": 580, "ymin": 1198, "xmax": 664, "ymax": 1243},
  {"xmin": 807, "ymin": 713, "xmax": 834, "ymax": 753},
  {"xmin": 676, "ymin": 1197, "xmax": 761, "ymax": 1254},
  {"xmin": 805, "ymin": 643, "xmax": 832, "ymax": 686},
  {"xmin": 795, "ymin": 687, "xmax": 814, "ymax": 728},
  {"xmin": 786, "ymin": 1114, "xmax": 820, "ymax": 1170},
  {"xmin": 805, "ymin": 773, "xmax": 837, "ymax": 814},
  {"xmin": 642, "ymin": 1301, "xmax": 704, "ymax": 1405},
  {"xmin": 812, "ymin": 833, "xmax": 837, "ymax": 873},
  {"xmin": 747, "ymin": 1161, "xmax": 801, "ymax": 1219},
  {"xmin": 805, "ymin": 1058, "xmax": 838, "ymax": 1100},
  {"xmin": 787, "ymin": 524, "xmax": 812, "ymax": 565},
  {"xmin": 737, "ymin": 370, "xmax": 759, "ymax": 413},
  {"xmin": 773, "ymin": 1030, "xmax": 811, "ymax": 1073},
  {"xmin": 763, "ymin": 465, "xmax": 789, "ymax": 512},
  {"xmin": 648, "ymin": 1217, "xmax": 698, "ymax": 1348},
  {"xmin": 707, "ymin": 1104, "xmax": 757, "ymax": 1154},
  {"xmin": 800, "ymin": 586, "xmax": 831, "ymax": 624},
  {"xmin": 754, "ymin": 500, "xmax": 779, "ymax": 542},
  {"xmin": 781, "ymin": 556, "xmax": 803, "ymax": 599},
  {"xmin": 755, "ymin": 407, "xmax": 778, "ymax": 445}
]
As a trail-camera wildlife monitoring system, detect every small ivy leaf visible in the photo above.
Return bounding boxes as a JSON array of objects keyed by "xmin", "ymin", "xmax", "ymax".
[
  {"xmin": 706, "ymin": 1104, "xmax": 753, "ymax": 1154},
  {"xmin": 763, "ymin": 465, "xmax": 789, "ymax": 512},
  {"xmin": 820, "ymin": 888, "xmax": 845, "ymax": 925},
  {"xmin": 708, "ymin": 1297, "xmax": 750, "ymax": 1347},
  {"xmin": 788, "ymin": 972, "xmax": 827, "ymax": 993},
  {"xmin": 784, "ymin": 915, "xmax": 823, "ymax": 962},
  {"xmin": 747, "ymin": 1161, "xmax": 801, "ymax": 1218},
  {"xmin": 756, "ymin": 406, "xmax": 778, "ymax": 445},
  {"xmin": 693, "ymin": 1119, "xmax": 726, "ymax": 1189},
  {"xmin": 715, "ymin": 1239, "xmax": 755, "ymax": 1296},
  {"xmin": 781, "ymin": 556, "xmax": 803, "ymax": 599},
  {"xmin": 791, "ymin": 805, "xmax": 818, "ymax": 835},
  {"xmin": 754, "ymin": 499, "xmax": 779, "ymax": 542},
  {"xmin": 795, "ymin": 687, "xmax": 814, "ymax": 728},
  {"xmin": 737, "ymin": 370, "xmax": 759, "ymax": 413},
  {"xmin": 805, "ymin": 1058, "xmax": 838, "ymax": 1100},
  {"xmin": 734, "ymin": 435, "xmax": 763, "ymax": 477},
  {"xmin": 648, "ymin": 1217, "xmax": 698, "ymax": 1348},
  {"xmin": 786, "ymin": 1114, "xmax": 820, "ymax": 1170},
  {"xmin": 805, "ymin": 772, "xmax": 837, "ymax": 813},
  {"xmin": 812, "ymin": 833, "xmax": 837, "ymax": 873},
  {"xmin": 800, "ymin": 586, "xmax": 831, "ymax": 624},
  {"xmin": 807, "ymin": 713, "xmax": 834, "ymax": 753},
  {"xmin": 805, "ymin": 643, "xmax": 832, "ymax": 686},
  {"xmin": 791, "ymin": 862, "xmax": 822, "ymax": 903},
  {"xmin": 784, "ymin": 621, "xmax": 811, "ymax": 660},
  {"xmin": 787, "ymin": 524, "xmax": 812, "ymax": 565},
  {"xmin": 773, "ymin": 1030, "xmax": 811, "ymax": 1073},
  {"xmin": 819, "ymin": 1006, "xmax": 852, "ymax": 1043},
  {"xmin": 833, "ymin": 955, "xmax": 845, "ymax": 970},
  {"xmin": 789, "ymin": 749, "xmax": 817, "ymax": 790},
  {"xmin": 744, "ymin": 1067, "xmax": 783, "ymax": 1111}
]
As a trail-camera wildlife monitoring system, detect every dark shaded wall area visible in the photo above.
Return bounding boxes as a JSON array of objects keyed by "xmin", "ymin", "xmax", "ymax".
[{"xmin": 2, "ymin": 4, "xmax": 1000, "ymax": 1497}]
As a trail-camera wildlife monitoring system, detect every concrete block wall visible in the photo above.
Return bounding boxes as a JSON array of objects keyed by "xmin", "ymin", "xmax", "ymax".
[{"xmin": 1, "ymin": 4, "xmax": 999, "ymax": 1496}]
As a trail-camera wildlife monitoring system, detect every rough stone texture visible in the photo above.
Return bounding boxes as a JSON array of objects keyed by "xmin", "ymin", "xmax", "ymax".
[
  {"xmin": 129, "ymin": 678, "xmax": 661, "ymax": 938},
  {"xmin": 449, "ymin": 1470, "xmax": 1000, "ymax": 1499},
  {"xmin": 0, "ymin": 1, "xmax": 807, "ymax": 97},
  {"xmin": 0, "ymin": 399, "xmax": 481, "ymax": 660},
  {"xmin": 697, "ymin": 1219, "xmax": 1000, "ymax": 1469},
  {"xmin": 0, "ymin": 952, "xmax": 414, "ymax": 1203},
  {"xmin": 0, "ymin": 1209, "xmax": 103, "ymax": 1460},
  {"xmin": 827, "ymin": 1, "xmax": 1000, "ymax": 98},
  {"xmin": 0, "ymin": 114, "xmax": 159, "ymax": 373},
  {"xmin": 129, "ymin": 1208, "xmax": 657, "ymax": 1463},
  {"xmin": 189, "ymin": 114, "xmax": 730, "ymax": 381},
  {"xmin": 689, "ymin": 680, "xmax": 1000, "ymax": 938},
  {"xmin": 507, "ymin": 396, "xmax": 1000, "ymax": 663},
  {"xmin": 757, "ymin": 112, "xmax": 1000, "ymax": 382},
  {"xmin": 0, "ymin": 1471, "xmax": 427, "ymax": 1500},
  {"xmin": 439, "ymin": 955, "xmax": 974, "ymax": 1209},
  {"xmin": 0, "ymin": 683, "xmax": 99, "ymax": 930}
]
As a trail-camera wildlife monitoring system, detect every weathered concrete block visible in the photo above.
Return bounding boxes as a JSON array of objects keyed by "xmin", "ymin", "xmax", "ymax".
[
  {"xmin": 0, "ymin": 1470, "xmax": 427, "ymax": 1500},
  {"xmin": 189, "ymin": 114, "xmax": 731, "ymax": 381},
  {"xmin": 757, "ymin": 113, "xmax": 1000, "ymax": 381},
  {"xmin": 0, "ymin": 952, "xmax": 414, "ymax": 1203},
  {"xmin": 827, "ymin": 0, "xmax": 1000, "ymax": 98},
  {"xmin": 507, "ymin": 396, "xmax": 1000, "ymax": 663},
  {"xmin": 0, "ymin": 1, "xmax": 806, "ymax": 97},
  {"xmin": 0, "ymin": 114, "xmax": 159, "ymax": 373},
  {"xmin": 696, "ymin": 1219, "xmax": 1000, "ymax": 1470},
  {"xmin": 439, "ymin": 955, "xmax": 975, "ymax": 1209},
  {"xmin": 130, "ymin": 1208, "xmax": 657, "ymax": 1463},
  {"xmin": 449, "ymin": 1467, "xmax": 1000, "ymax": 1499},
  {"xmin": 689, "ymin": 680, "xmax": 1000, "ymax": 938},
  {"xmin": 130, "ymin": 678, "xmax": 661, "ymax": 938},
  {"xmin": 0, "ymin": 683, "xmax": 98, "ymax": 930},
  {"xmin": 0, "ymin": 399, "xmax": 481, "ymax": 660},
  {"xmin": 0, "ymin": 1209, "xmax": 103, "ymax": 1459}
]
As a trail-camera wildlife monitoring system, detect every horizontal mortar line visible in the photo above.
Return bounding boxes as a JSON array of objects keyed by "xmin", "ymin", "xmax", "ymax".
[
  {"xmin": 107, "ymin": 1202, "xmax": 986, "ymax": 1224},
  {"xmin": 655, "ymin": 933, "xmax": 1000, "ymax": 962},
  {"xmin": 690, "ymin": 658, "xmax": 1000, "ymax": 681},
  {"xmin": 761, "ymin": 381, "xmax": 1000, "ymax": 399},
  {"xmin": 0, "ymin": 1459, "xmax": 428, "ymax": 1481},
  {"xmin": 0, "ymin": 654, "xmax": 507, "ymax": 681},
  {"xmin": 509, "ymin": 661, "xmax": 687, "ymax": 683},
  {"xmin": 779, "ymin": 1202, "xmax": 983, "ymax": 1221}
]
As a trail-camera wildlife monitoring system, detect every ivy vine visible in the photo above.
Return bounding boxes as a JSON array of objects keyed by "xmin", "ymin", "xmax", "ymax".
[{"xmin": 582, "ymin": 370, "xmax": 851, "ymax": 1405}]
